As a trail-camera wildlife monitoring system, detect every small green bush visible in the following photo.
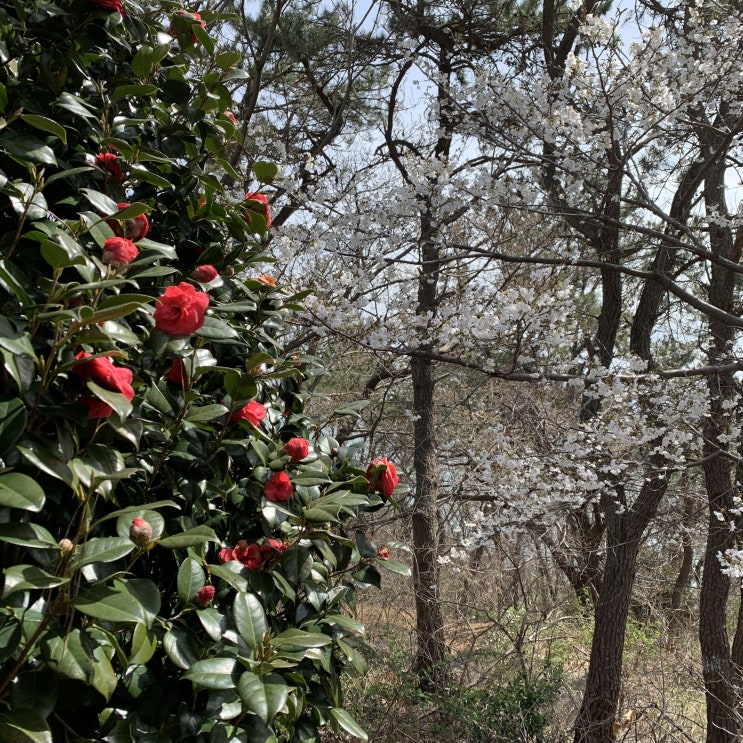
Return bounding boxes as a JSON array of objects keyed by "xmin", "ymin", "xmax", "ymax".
[{"xmin": 442, "ymin": 666, "xmax": 565, "ymax": 743}]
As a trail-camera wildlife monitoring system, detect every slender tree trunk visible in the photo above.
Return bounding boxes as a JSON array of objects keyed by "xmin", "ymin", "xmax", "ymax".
[
  {"xmin": 411, "ymin": 352, "xmax": 447, "ymax": 688},
  {"xmin": 700, "ymin": 451, "xmax": 737, "ymax": 742},
  {"xmin": 670, "ymin": 494, "xmax": 694, "ymax": 623},
  {"xmin": 406, "ymin": 44, "xmax": 453, "ymax": 691},
  {"xmin": 698, "ymin": 123, "xmax": 739, "ymax": 743},
  {"xmin": 573, "ymin": 476, "xmax": 668, "ymax": 743}
]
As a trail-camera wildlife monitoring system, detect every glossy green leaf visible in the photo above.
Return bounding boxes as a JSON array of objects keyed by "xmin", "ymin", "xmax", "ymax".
[
  {"xmin": 281, "ymin": 546, "xmax": 312, "ymax": 584},
  {"xmin": 10, "ymin": 669, "xmax": 58, "ymax": 719},
  {"xmin": 215, "ymin": 50, "xmax": 242, "ymax": 70},
  {"xmin": 72, "ymin": 579, "xmax": 161, "ymax": 627},
  {"xmin": 102, "ymin": 500, "xmax": 177, "ymax": 526},
  {"xmin": 210, "ymin": 563, "xmax": 249, "ymax": 593},
  {"xmin": 197, "ymin": 607, "xmax": 228, "ymax": 642},
  {"xmin": 233, "ymin": 591, "xmax": 267, "ymax": 649},
  {"xmin": 163, "ymin": 626, "xmax": 200, "ymax": 669},
  {"xmin": 194, "ymin": 316, "xmax": 239, "ymax": 341},
  {"xmin": 0, "ymin": 473, "xmax": 45, "ymax": 512},
  {"xmin": 21, "ymin": 113, "xmax": 67, "ymax": 143},
  {"xmin": 86, "ymin": 381, "xmax": 133, "ymax": 419},
  {"xmin": 2, "ymin": 565, "xmax": 69, "ymax": 597},
  {"xmin": 237, "ymin": 672, "xmax": 288, "ymax": 724},
  {"xmin": 378, "ymin": 558, "xmax": 412, "ymax": 577},
  {"xmin": 158, "ymin": 525, "xmax": 217, "ymax": 549},
  {"xmin": 41, "ymin": 629, "xmax": 93, "ymax": 682},
  {"xmin": 318, "ymin": 613, "xmax": 365, "ymax": 635},
  {"xmin": 17, "ymin": 445, "xmax": 74, "ymax": 487},
  {"xmin": 331, "ymin": 708, "xmax": 368, "ymax": 741},
  {"xmin": 183, "ymin": 658, "xmax": 240, "ymax": 689},
  {"xmin": 90, "ymin": 302, "xmax": 147, "ymax": 324},
  {"xmin": 55, "ymin": 92, "xmax": 96, "ymax": 119},
  {"xmin": 71, "ymin": 537, "xmax": 134, "ymax": 568},
  {"xmin": 112, "ymin": 84, "xmax": 159, "ymax": 101},
  {"xmin": 91, "ymin": 643, "xmax": 117, "ymax": 701},
  {"xmin": 80, "ymin": 188, "xmax": 119, "ymax": 215},
  {"xmin": 271, "ymin": 629, "xmax": 332, "ymax": 649},
  {"xmin": 185, "ymin": 404, "xmax": 229, "ymax": 422},
  {"xmin": 253, "ymin": 162, "xmax": 279, "ymax": 183},
  {"xmin": 113, "ymin": 508, "xmax": 165, "ymax": 540},
  {"xmin": 0, "ymin": 398, "xmax": 26, "ymax": 455},
  {"xmin": 177, "ymin": 556, "xmax": 206, "ymax": 605},
  {"xmin": 129, "ymin": 622, "xmax": 157, "ymax": 665},
  {"xmin": 0, "ymin": 131, "xmax": 56, "ymax": 165},
  {"xmin": 0, "ymin": 615, "xmax": 22, "ymax": 663},
  {"xmin": 0, "ymin": 709, "xmax": 52, "ymax": 743},
  {"xmin": 0, "ymin": 522, "xmax": 56, "ymax": 549}
]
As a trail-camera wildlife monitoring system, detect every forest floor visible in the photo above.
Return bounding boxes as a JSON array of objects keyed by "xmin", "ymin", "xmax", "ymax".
[{"xmin": 326, "ymin": 564, "xmax": 708, "ymax": 743}]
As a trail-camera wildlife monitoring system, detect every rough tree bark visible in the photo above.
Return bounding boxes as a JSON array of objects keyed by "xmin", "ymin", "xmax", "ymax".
[{"xmin": 698, "ymin": 123, "xmax": 739, "ymax": 743}]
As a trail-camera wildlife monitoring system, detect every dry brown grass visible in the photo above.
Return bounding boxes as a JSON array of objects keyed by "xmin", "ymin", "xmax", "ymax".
[{"xmin": 323, "ymin": 549, "xmax": 712, "ymax": 743}]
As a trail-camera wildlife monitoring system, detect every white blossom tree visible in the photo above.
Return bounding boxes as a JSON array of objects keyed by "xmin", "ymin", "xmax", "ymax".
[{"xmin": 269, "ymin": 0, "xmax": 743, "ymax": 740}]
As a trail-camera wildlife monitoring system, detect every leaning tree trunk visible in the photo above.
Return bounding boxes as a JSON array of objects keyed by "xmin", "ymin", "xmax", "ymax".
[{"xmin": 572, "ymin": 474, "xmax": 668, "ymax": 743}]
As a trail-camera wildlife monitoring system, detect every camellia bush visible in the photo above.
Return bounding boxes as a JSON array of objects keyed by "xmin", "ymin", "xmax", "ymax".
[{"xmin": 0, "ymin": 2, "xmax": 405, "ymax": 741}]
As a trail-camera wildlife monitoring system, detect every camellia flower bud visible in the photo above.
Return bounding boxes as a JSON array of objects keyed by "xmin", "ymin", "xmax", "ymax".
[
  {"xmin": 190, "ymin": 264, "xmax": 218, "ymax": 283},
  {"xmin": 377, "ymin": 545, "xmax": 390, "ymax": 560},
  {"xmin": 193, "ymin": 585, "xmax": 215, "ymax": 607},
  {"xmin": 58, "ymin": 538, "xmax": 75, "ymax": 558},
  {"xmin": 129, "ymin": 517, "xmax": 153, "ymax": 547}
]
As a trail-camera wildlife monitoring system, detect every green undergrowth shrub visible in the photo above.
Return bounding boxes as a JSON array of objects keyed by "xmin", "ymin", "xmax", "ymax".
[
  {"xmin": 438, "ymin": 666, "xmax": 566, "ymax": 743},
  {"xmin": 0, "ymin": 1, "xmax": 406, "ymax": 741}
]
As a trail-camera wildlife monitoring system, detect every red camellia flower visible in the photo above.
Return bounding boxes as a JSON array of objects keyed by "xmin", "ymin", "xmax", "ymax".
[
  {"xmin": 259, "ymin": 538, "xmax": 288, "ymax": 561},
  {"xmin": 264, "ymin": 471, "xmax": 293, "ymax": 503},
  {"xmin": 154, "ymin": 282, "xmax": 209, "ymax": 335},
  {"xmin": 165, "ymin": 358, "xmax": 189, "ymax": 386},
  {"xmin": 171, "ymin": 9, "xmax": 205, "ymax": 43},
  {"xmin": 106, "ymin": 203, "xmax": 149, "ymax": 241},
  {"xmin": 91, "ymin": 0, "xmax": 125, "ymax": 14},
  {"xmin": 193, "ymin": 585, "xmax": 215, "ymax": 607},
  {"xmin": 191, "ymin": 264, "xmax": 218, "ymax": 282},
  {"xmin": 80, "ymin": 399, "xmax": 117, "ymax": 419},
  {"xmin": 233, "ymin": 540, "xmax": 263, "ymax": 570},
  {"xmin": 229, "ymin": 400, "xmax": 266, "ymax": 425},
  {"xmin": 377, "ymin": 545, "xmax": 391, "ymax": 560},
  {"xmin": 245, "ymin": 192, "xmax": 272, "ymax": 229},
  {"xmin": 366, "ymin": 457, "xmax": 399, "ymax": 499},
  {"xmin": 73, "ymin": 351, "xmax": 134, "ymax": 418},
  {"xmin": 96, "ymin": 152, "xmax": 122, "ymax": 183},
  {"xmin": 73, "ymin": 351, "xmax": 134, "ymax": 396},
  {"xmin": 129, "ymin": 517, "xmax": 152, "ymax": 547},
  {"xmin": 218, "ymin": 547, "xmax": 234, "ymax": 563},
  {"xmin": 282, "ymin": 437, "xmax": 309, "ymax": 462},
  {"xmin": 102, "ymin": 236, "xmax": 138, "ymax": 268}
]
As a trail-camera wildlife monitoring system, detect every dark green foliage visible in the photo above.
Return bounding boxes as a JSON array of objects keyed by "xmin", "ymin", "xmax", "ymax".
[{"xmin": 0, "ymin": 1, "xmax": 404, "ymax": 741}]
